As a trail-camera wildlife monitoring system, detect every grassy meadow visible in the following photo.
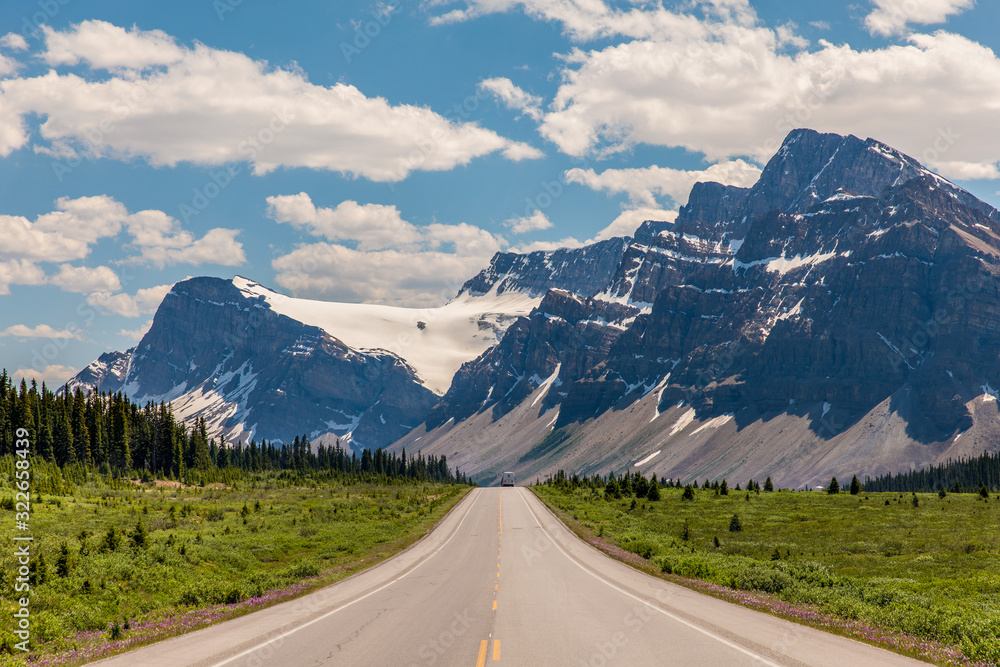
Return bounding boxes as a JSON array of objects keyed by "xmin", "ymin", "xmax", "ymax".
[
  {"xmin": 0, "ymin": 463, "xmax": 469, "ymax": 666},
  {"xmin": 534, "ymin": 482, "xmax": 1000, "ymax": 666}
]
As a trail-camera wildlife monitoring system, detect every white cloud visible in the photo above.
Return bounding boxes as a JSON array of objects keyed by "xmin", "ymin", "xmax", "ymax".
[
  {"xmin": 865, "ymin": 0, "xmax": 975, "ymax": 36},
  {"xmin": 267, "ymin": 193, "xmax": 504, "ymax": 254},
  {"xmin": 13, "ymin": 365, "xmax": 78, "ymax": 386},
  {"xmin": 0, "ymin": 34, "xmax": 29, "ymax": 51},
  {"xmin": 565, "ymin": 159, "xmax": 762, "ymax": 207},
  {"xmin": 930, "ymin": 160, "xmax": 1000, "ymax": 181},
  {"xmin": 0, "ymin": 33, "xmax": 27, "ymax": 77},
  {"xmin": 118, "ymin": 320, "xmax": 153, "ymax": 341},
  {"xmin": 49, "ymin": 264, "xmax": 122, "ymax": 293},
  {"xmin": 435, "ymin": 1, "xmax": 1000, "ymax": 183},
  {"xmin": 428, "ymin": 0, "xmax": 747, "ymax": 41},
  {"xmin": 0, "ymin": 195, "xmax": 245, "ymax": 270},
  {"xmin": 0, "ymin": 20, "xmax": 539, "ymax": 181},
  {"xmin": 479, "ymin": 77, "xmax": 544, "ymax": 120},
  {"xmin": 41, "ymin": 22, "xmax": 185, "ymax": 70},
  {"xmin": 87, "ymin": 283, "xmax": 174, "ymax": 318},
  {"xmin": 504, "ymin": 210, "xmax": 553, "ymax": 234},
  {"xmin": 122, "ymin": 211, "xmax": 246, "ymax": 267},
  {"xmin": 0, "ymin": 260, "xmax": 46, "ymax": 295},
  {"xmin": 510, "ymin": 237, "xmax": 586, "ymax": 253},
  {"xmin": 591, "ymin": 207, "xmax": 678, "ymax": 242},
  {"xmin": 539, "ymin": 29, "xmax": 1000, "ymax": 180},
  {"xmin": 268, "ymin": 193, "xmax": 507, "ymax": 305},
  {"xmin": 0, "ymin": 324, "xmax": 82, "ymax": 340},
  {"xmin": 272, "ymin": 244, "xmax": 500, "ymax": 306}
]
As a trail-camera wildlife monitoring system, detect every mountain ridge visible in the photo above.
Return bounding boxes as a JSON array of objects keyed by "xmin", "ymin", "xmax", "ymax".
[{"xmin": 71, "ymin": 129, "xmax": 1000, "ymax": 487}]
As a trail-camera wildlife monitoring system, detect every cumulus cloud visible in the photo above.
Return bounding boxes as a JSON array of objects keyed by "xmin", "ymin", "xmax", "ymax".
[
  {"xmin": 565, "ymin": 159, "xmax": 762, "ymax": 207},
  {"xmin": 267, "ymin": 193, "xmax": 507, "ymax": 305},
  {"xmin": 432, "ymin": 1, "xmax": 1000, "ymax": 183},
  {"xmin": 49, "ymin": 264, "xmax": 122, "ymax": 294},
  {"xmin": 0, "ymin": 324, "xmax": 82, "ymax": 340},
  {"xmin": 479, "ymin": 77, "xmax": 544, "ymax": 120},
  {"xmin": 591, "ymin": 207, "xmax": 678, "ymax": 242},
  {"xmin": 87, "ymin": 283, "xmax": 174, "ymax": 318},
  {"xmin": 119, "ymin": 320, "xmax": 153, "ymax": 341},
  {"xmin": 0, "ymin": 195, "xmax": 245, "ymax": 271},
  {"xmin": 504, "ymin": 210, "xmax": 553, "ymax": 234},
  {"xmin": 0, "ymin": 260, "xmax": 46, "ymax": 295},
  {"xmin": 0, "ymin": 20, "xmax": 540, "ymax": 181},
  {"xmin": 865, "ymin": 0, "xmax": 975, "ymax": 36},
  {"xmin": 930, "ymin": 160, "xmax": 1000, "ymax": 181},
  {"xmin": 13, "ymin": 365, "xmax": 78, "ymax": 385},
  {"xmin": 0, "ymin": 34, "xmax": 29, "ymax": 51},
  {"xmin": 428, "ymin": 0, "xmax": 746, "ymax": 41}
]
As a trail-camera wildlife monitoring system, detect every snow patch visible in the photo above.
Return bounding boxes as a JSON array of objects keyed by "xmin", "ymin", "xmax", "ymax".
[
  {"xmin": 691, "ymin": 414, "xmax": 733, "ymax": 435},
  {"xmin": 668, "ymin": 408, "xmax": 697, "ymax": 437},
  {"xmin": 634, "ymin": 450, "xmax": 661, "ymax": 467}
]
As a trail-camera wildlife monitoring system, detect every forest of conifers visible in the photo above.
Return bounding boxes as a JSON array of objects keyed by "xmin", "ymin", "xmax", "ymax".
[{"xmin": 0, "ymin": 370, "xmax": 467, "ymax": 485}]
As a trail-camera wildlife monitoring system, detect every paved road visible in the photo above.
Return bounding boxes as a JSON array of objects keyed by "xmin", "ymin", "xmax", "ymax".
[{"xmin": 93, "ymin": 488, "xmax": 928, "ymax": 666}]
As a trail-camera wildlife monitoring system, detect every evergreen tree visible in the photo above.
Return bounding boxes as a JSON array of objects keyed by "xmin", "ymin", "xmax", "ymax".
[
  {"xmin": 729, "ymin": 514, "xmax": 742, "ymax": 532},
  {"xmin": 681, "ymin": 484, "xmax": 695, "ymax": 501},
  {"xmin": 764, "ymin": 476, "xmax": 774, "ymax": 492},
  {"xmin": 646, "ymin": 477, "xmax": 660, "ymax": 501},
  {"xmin": 828, "ymin": 477, "xmax": 840, "ymax": 494},
  {"xmin": 849, "ymin": 475, "xmax": 861, "ymax": 495},
  {"xmin": 720, "ymin": 479, "xmax": 729, "ymax": 496}
]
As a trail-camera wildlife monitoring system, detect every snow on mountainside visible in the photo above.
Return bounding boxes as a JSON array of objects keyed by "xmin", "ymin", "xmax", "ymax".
[
  {"xmin": 71, "ymin": 276, "xmax": 540, "ymax": 450},
  {"xmin": 396, "ymin": 129, "xmax": 1000, "ymax": 488},
  {"xmin": 232, "ymin": 277, "xmax": 539, "ymax": 395}
]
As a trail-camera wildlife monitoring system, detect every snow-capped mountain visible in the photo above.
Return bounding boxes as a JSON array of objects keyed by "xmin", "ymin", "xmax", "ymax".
[
  {"xmin": 70, "ymin": 276, "xmax": 539, "ymax": 450},
  {"xmin": 394, "ymin": 129, "xmax": 1000, "ymax": 488},
  {"xmin": 72, "ymin": 129, "xmax": 1000, "ymax": 488}
]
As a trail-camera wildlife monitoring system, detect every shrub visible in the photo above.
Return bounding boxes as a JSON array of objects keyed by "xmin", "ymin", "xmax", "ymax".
[{"xmin": 681, "ymin": 484, "xmax": 694, "ymax": 501}]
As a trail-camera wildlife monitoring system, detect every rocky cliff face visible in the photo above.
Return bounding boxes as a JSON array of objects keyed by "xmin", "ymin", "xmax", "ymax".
[
  {"xmin": 70, "ymin": 128, "xmax": 1000, "ymax": 486},
  {"xmin": 459, "ymin": 238, "xmax": 630, "ymax": 298},
  {"xmin": 71, "ymin": 277, "xmax": 438, "ymax": 450},
  {"xmin": 404, "ymin": 129, "xmax": 1000, "ymax": 487}
]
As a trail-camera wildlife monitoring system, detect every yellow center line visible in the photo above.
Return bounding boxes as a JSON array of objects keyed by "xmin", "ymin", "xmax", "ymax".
[
  {"xmin": 476, "ymin": 639, "xmax": 488, "ymax": 667},
  {"xmin": 493, "ymin": 639, "xmax": 501, "ymax": 661},
  {"xmin": 492, "ymin": 600, "xmax": 497, "ymax": 610}
]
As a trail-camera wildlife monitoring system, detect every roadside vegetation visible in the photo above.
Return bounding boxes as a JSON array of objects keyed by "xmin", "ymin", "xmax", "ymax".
[
  {"xmin": 0, "ymin": 371, "xmax": 473, "ymax": 665},
  {"xmin": 0, "ymin": 468, "xmax": 469, "ymax": 666},
  {"xmin": 534, "ymin": 471, "xmax": 1000, "ymax": 666}
]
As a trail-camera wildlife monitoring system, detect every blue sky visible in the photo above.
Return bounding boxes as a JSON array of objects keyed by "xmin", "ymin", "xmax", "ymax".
[{"xmin": 1, "ymin": 0, "xmax": 999, "ymax": 386}]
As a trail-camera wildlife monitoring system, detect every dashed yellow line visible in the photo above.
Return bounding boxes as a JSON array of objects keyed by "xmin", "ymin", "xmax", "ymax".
[
  {"xmin": 476, "ymin": 639, "xmax": 488, "ymax": 667},
  {"xmin": 493, "ymin": 639, "xmax": 501, "ymax": 661},
  {"xmin": 492, "ymin": 600, "xmax": 497, "ymax": 610}
]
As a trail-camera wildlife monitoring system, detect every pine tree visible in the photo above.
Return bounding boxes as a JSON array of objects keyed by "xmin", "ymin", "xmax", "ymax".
[
  {"xmin": 681, "ymin": 484, "xmax": 695, "ymax": 501},
  {"xmin": 828, "ymin": 477, "xmax": 840, "ymax": 494},
  {"xmin": 764, "ymin": 476, "xmax": 774, "ymax": 492},
  {"xmin": 849, "ymin": 475, "xmax": 861, "ymax": 495},
  {"xmin": 109, "ymin": 397, "xmax": 131, "ymax": 473},
  {"xmin": 720, "ymin": 479, "xmax": 729, "ymax": 496},
  {"xmin": 729, "ymin": 514, "xmax": 742, "ymax": 532},
  {"xmin": 646, "ymin": 477, "xmax": 661, "ymax": 501}
]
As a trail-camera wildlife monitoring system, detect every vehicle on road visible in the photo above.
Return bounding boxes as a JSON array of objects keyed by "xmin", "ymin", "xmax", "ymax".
[{"xmin": 501, "ymin": 471, "xmax": 515, "ymax": 487}]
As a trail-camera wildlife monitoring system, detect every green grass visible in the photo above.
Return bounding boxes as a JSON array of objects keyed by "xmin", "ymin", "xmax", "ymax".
[
  {"xmin": 0, "ymin": 471, "xmax": 469, "ymax": 666},
  {"xmin": 533, "ymin": 484, "xmax": 1000, "ymax": 666}
]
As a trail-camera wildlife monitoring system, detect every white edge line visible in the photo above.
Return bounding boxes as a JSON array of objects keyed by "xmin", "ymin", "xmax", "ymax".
[
  {"xmin": 517, "ymin": 488, "xmax": 783, "ymax": 667},
  {"xmin": 209, "ymin": 489, "xmax": 481, "ymax": 667}
]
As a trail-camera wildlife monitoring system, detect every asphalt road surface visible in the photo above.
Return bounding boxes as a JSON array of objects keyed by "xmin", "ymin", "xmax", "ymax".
[{"xmin": 93, "ymin": 487, "xmax": 929, "ymax": 666}]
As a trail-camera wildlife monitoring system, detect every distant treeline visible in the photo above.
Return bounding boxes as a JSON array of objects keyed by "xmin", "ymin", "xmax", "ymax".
[
  {"xmin": 864, "ymin": 450, "xmax": 1000, "ymax": 493},
  {"xmin": 0, "ymin": 371, "xmax": 468, "ymax": 485}
]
